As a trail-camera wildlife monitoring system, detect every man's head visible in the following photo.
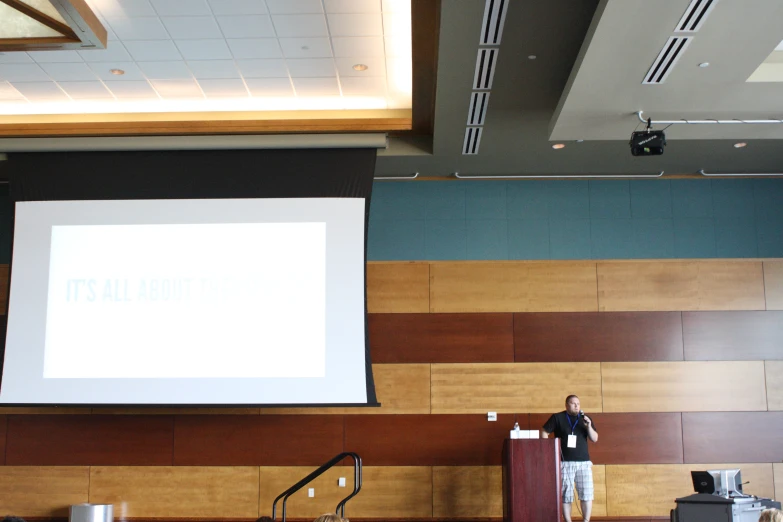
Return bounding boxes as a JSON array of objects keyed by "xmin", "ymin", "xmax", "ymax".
[{"xmin": 565, "ymin": 395, "xmax": 580, "ymax": 415}]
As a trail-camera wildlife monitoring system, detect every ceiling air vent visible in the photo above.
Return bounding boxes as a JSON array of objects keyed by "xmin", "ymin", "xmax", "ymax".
[
  {"xmin": 463, "ymin": 127, "xmax": 483, "ymax": 155},
  {"xmin": 675, "ymin": 0, "xmax": 719, "ymax": 33},
  {"xmin": 480, "ymin": 0, "xmax": 509, "ymax": 45},
  {"xmin": 473, "ymin": 48, "xmax": 498, "ymax": 90},
  {"xmin": 643, "ymin": 36, "xmax": 691, "ymax": 84},
  {"xmin": 467, "ymin": 92, "xmax": 490, "ymax": 126}
]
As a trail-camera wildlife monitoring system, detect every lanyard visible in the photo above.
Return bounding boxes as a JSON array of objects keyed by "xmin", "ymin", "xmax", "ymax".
[{"xmin": 567, "ymin": 414, "xmax": 579, "ymax": 434}]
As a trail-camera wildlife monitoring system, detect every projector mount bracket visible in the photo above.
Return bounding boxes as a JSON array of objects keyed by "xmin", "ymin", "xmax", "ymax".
[{"xmin": 637, "ymin": 111, "xmax": 783, "ymax": 125}]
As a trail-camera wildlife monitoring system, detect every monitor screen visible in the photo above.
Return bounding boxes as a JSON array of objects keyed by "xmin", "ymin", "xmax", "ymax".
[
  {"xmin": 691, "ymin": 471, "xmax": 715, "ymax": 494},
  {"xmin": 707, "ymin": 469, "xmax": 743, "ymax": 497}
]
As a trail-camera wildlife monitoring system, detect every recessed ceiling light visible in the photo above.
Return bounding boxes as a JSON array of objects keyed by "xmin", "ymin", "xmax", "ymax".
[
  {"xmin": 576, "ymin": 139, "xmax": 584, "ymax": 143},
  {"xmin": 352, "ymin": 64, "xmax": 368, "ymax": 71},
  {"xmin": 552, "ymin": 143, "xmax": 565, "ymax": 150},
  {"xmin": 699, "ymin": 62, "xmax": 710, "ymax": 68},
  {"xmin": 734, "ymin": 142, "xmax": 747, "ymax": 148},
  {"xmin": 110, "ymin": 68, "xmax": 125, "ymax": 75},
  {"xmin": 528, "ymin": 55, "xmax": 537, "ymax": 60}
]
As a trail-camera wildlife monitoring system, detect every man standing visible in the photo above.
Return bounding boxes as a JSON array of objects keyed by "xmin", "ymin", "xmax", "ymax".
[{"xmin": 541, "ymin": 395, "xmax": 598, "ymax": 522}]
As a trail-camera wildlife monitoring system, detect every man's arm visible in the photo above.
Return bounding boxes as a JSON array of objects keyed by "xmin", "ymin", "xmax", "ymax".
[
  {"xmin": 584, "ymin": 416, "xmax": 598, "ymax": 442},
  {"xmin": 540, "ymin": 430, "xmax": 550, "ymax": 438}
]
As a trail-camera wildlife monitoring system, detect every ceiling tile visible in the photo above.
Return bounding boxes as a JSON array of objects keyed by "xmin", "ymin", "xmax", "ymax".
[
  {"xmin": 187, "ymin": 60, "xmax": 241, "ymax": 78},
  {"xmin": 39, "ymin": 63, "xmax": 100, "ymax": 81},
  {"xmin": 0, "ymin": 53, "xmax": 33, "ymax": 64},
  {"xmin": 10, "ymin": 82, "xmax": 70, "ymax": 100},
  {"xmin": 28, "ymin": 51, "xmax": 84, "ymax": 63},
  {"xmin": 57, "ymin": 81, "xmax": 114, "ymax": 99},
  {"xmin": 79, "ymin": 43, "xmax": 133, "ymax": 62},
  {"xmin": 384, "ymin": 35, "xmax": 410, "ymax": 58},
  {"xmin": 149, "ymin": 78, "xmax": 204, "ymax": 98},
  {"xmin": 385, "ymin": 55, "xmax": 410, "ymax": 94},
  {"xmin": 382, "ymin": 12, "xmax": 410, "ymax": 36},
  {"xmin": 286, "ymin": 58, "xmax": 336, "ymax": 78},
  {"xmin": 138, "ymin": 61, "xmax": 194, "ymax": 79},
  {"xmin": 272, "ymin": 14, "xmax": 328, "ymax": 37},
  {"xmin": 265, "ymin": 0, "xmax": 323, "ymax": 14},
  {"xmin": 207, "ymin": 0, "xmax": 267, "ymax": 15},
  {"xmin": 279, "ymin": 37, "xmax": 333, "ymax": 58},
  {"xmin": 104, "ymin": 80, "xmax": 159, "ymax": 98},
  {"xmin": 235, "ymin": 59, "xmax": 287, "ymax": 78},
  {"xmin": 327, "ymin": 13, "xmax": 383, "ymax": 36},
  {"xmin": 124, "ymin": 40, "xmax": 183, "ymax": 61},
  {"xmin": 292, "ymin": 77, "xmax": 339, "ymax": 96},
  {"xmin": 340, "ymin": 75, "xmax": 386, "ymax": 97},
  {"xmin": 386, "ymin": 89, "xmax": 410, "ymax": 108},
  {"xmin": 88, "ymin": 62, "xmax": 147, "ymax": 81},
  {"xmin": 95, "ymin": 16, "xmax": 120, "ymax": 40},
  {"xmin": 331, "ymin": 36, "xmax": 384, "ymax": 57},
  {"xmin": 91, "ymin": 0, "xmax": 157, "ymax": 17},
  {"xmin": 324, "ymin": 0, "xmax": 382, "ymax": 13},
  {"xmin": 198, "ymin": 78, "xmax": 248, "ymax": 97},
  {"xmin": 0, "ymin": 64, "xmax": 50, "ymax": 82},
  {"xmin": 149, "ymin": 0, "xmax": 211, "ymax": 16},
  {"xmin": 335, "ymin": 56, "xmax": 385, "ymax": 76},
  {"xmin": 105, "ymin": 16, "xmax": 171, "ymax": 40},
  {"xmin": 0, "ymin": 81, "xmax": 24, "ymax": 99},
  {"xmin": 217, "ymin": 15, "xmax": 275, "ymax": 38},
  {"xmin": 245, "ymin": 77, "xmax": 293, "ymax": 96},
  {"xmin": 381, "ymin": 0, "xmax": 410, "ymax": 13},
  {"xmin": 162, "ymin": 17, "xmax": 223, "ymax": 39},
  {"xmin": 226, "ymin": 38, "xmax": 282, "ymax": 59},
  {"xmin": 175, "ymin": 40, "xmax": 232, "ymax": 60}
]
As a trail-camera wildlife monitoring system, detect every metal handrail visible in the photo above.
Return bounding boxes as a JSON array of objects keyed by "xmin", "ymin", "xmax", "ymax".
[{"xmin": 272, "ymin": 452, "xmax": 362, "ymax": 522}]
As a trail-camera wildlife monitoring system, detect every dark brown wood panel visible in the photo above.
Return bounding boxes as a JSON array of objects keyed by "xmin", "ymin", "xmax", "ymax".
[
  {"xmin": 345, "ymin": 414, "xmax": 520, "ymax": 466},
  {"xmin": 514, "ymin": 312, "xmax": 684, "ymax": 362},
  {"xmin": 369, "ymin": 313, "xmax": 514, "ymax": 363},
  {"xmin": 0, "ymin": 414, "xmax": 6, "ymax": 465},
  {"xmin": 173, "ymin": 415, "xmax": 343, "ymax": 466},
  {"xmin": 530, "ymin": 413, "xmax": 684, "ymax": 465},
  {"xmin": 5, "ymin": 415, "xmax": 174, "ymax": 465},
  {"xmin": 683, "ymin": 412, "xmax": 783, "ymax": 463},
  {"xmin": 683, "ymin": 311, "xmax": 783, "ymax": 360}
]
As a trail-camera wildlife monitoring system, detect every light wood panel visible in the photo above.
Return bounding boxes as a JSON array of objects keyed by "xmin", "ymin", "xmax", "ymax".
[
  {"xmin": 572, "ymin": 464, "xmax": 606, "ymax": 518},
  {"xmin": 0, "ymin": 466, "xmax": 89, "ymax": 517},
  {"xmin": 433, "ymin": 466, "xmax": 502, "ymax": 518},
  {"xmin": 429, "ymin": 261, "xmax": 598, "ymax": 313},
  {"xmin": 431, "ymin": 363, "xmax": 602, "ymax": 413},
  {"xmin": 602, "ymin": 361, "xmax": 767, "ymax": 412},
  {"xmin": 766, "ymin": 361, "xmax": 783, "ymax": 411},
  {"xmin": 775, "ymin": 463, "xmax": 783, "ymax": 502},
  {"xmin": 764, "ymin": 261, "xmax": 783, "ymax": 310},
  {"xmin": 259, "ymin": 466, "xmax": 432, "ymax": 518},
  {"xmin": 259, "ymin": 364, "xmax": 430, "ymax": 414},
  {"xmin": 367, "ymin": 262, "xmax": 429, "ymax": 313},
  {"xmin": 89, "ymin": 466, "xmax": 259, "ymax": 518},
  {"xmin": 597, "ymin": 261, "xmax": 766, "ymax": 311}
]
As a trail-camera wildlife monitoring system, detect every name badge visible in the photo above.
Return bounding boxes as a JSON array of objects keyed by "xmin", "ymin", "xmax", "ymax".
[{"xmin": 567, "ymin": 434, "xmax": 577, "ymax": 448}]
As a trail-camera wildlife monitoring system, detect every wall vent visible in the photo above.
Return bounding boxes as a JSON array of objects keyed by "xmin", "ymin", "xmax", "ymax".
[
  {"xmin": 675, "ymin": 0, "xmax": 718, "ymax": 32},
  {"xmin": 467, "ymin": 92, "xmax": 490, "ymax": 126},
  {"xmin": 463, "ymin": 127, "xmax": 483, "ymax": 155},
  {"xmin": 643, "ymin": 36, "xmax": 691, "ymax": 84},
  {"xmin": 480, "ymin": 0, "xmax": 509, "ymax": 45},
  {"xmin": 473, "ymin": 48, "xmax": 498, "ymax": 90}
]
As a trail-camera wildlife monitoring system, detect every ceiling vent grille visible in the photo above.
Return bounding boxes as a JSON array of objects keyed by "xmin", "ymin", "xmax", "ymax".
[
  {"xmin": 467, "ymin": 92, "xmax": 490, "ymax": 125},
  {"xmin": 473, "ymin": 48, "xmax": 498, "ymax": 90},
  {"xmin": 675, "ymin": 0, "xmax": 718, "ymax": 32},
  {"xmin": 480, "ymin": 0, "xmax": 509, "ymax": 45},
  {"xmin": 463, "ymin": 127, "xmax": 483, "ymax": 155},
  {"xmin": 643, "ymin": 36, "xmax": 691, "ymax": 84}
]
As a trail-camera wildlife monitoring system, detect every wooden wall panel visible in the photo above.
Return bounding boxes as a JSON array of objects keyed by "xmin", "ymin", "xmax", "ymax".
[
  {"xmin": 89, "ymin": 466, "xmax": 259, "ymax": 518},
  {"xmin": 346, "ymin": 466, "xmax": 433, "ymax": 518},
  {"xmin": 767, "ymin": 361, "xmax": 783, "ymax": 411},
  {"xmin": 682, "ymin": 412, "xmax": 783, "ymax": 463},
  {"xmin": 775, "ymin": 463, "xmax": 783, "ymax": 502},
  {"xmin": 514, "ymin": 312, "xmax": 683, "ymax": 362},
  {"xmin": 344, "ymin": 414, "xmax": 516, "ymax": 466},
  {"xmin": 258, "ymin": 466, "xmax": 348, "ymax": 518},
  {"xmin": 259, "ymin": 364, "xmax": 430, "ymax": 414},
  {"xmin": 602, "ymin": 361, "xmax": 767, "ymax": 412},
  {"xmin": 682, "ymin": 311, "xmax": 783, "ymax": 360},
  {"xmin": 367, "ymin": 262, "xmax": 429, "ymax": 313},
  {"xmin": 764, "ymin": 261, "xmax": 783, "ymax": 310},
  {"xmin": 572, "ymin": 464, "xmax": 607, "ymax": 518},
  {"xmin": 429, "ymin": 262, "xmax": 598, "ymax": 313},
  {"xmin": 0, "ymin": 415, "xmax": 6, "ymax": 465},
  {"xmin": 0, "ymin": 466, "xmax": 89, "ymax": 516},
  {"xmin": 369, "ymin": 313, "xmax": 514, "ymax": 363},
  {"xmin": 433, "ymin": 466, "xmax": 502, "ymax": 518},
  {"xmin": 173, "ymin": 415, "xmax": 343, "ymax": 465},
  {"xmin": 5, "ymin": 415, "xmax": 174, "ymax": 465},
  {"xmin": 597, "ymin": 261, "xmax": 766, "ymax": 311},
  {"xmin": 431, "ymin": 363, "xmax": 602, "ymax": 413}
]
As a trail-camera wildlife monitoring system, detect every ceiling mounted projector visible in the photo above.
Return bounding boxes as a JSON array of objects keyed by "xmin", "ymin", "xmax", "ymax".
[{"xmin": 630, "ymin": 130, "xmax": 666, "ymax": 156}]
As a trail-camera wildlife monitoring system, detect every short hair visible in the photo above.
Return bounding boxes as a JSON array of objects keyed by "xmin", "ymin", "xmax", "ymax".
[
  {"xmin": 313, "ymin": 514, "xmax": 348, "ymax": 522},
  {"xmin": 256, "ymin": 517, "xmax": 273, "ymax": 522},
  {"xmin": 565, "ymin": 395, "xmax": 579, "ymax": 405},
  {"xmin": 3, "ymin": 517, "xmax": 27, "ymax": 522},
  {"xmin": 759, "ymin": 508, "xmax": 783, "ymax": 522}
]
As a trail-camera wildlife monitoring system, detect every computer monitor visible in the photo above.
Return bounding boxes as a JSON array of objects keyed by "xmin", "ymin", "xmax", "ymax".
[
  {"xmin": 707, "ymin": 469, "xmax": 743, "ymax": 497},
  {"xmin": 691, "ymin": 471, "xmax": 715, "ymax": 494}
]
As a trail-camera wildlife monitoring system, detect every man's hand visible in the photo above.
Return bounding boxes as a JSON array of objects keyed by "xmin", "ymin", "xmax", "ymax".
[{"xmin": 582, "ymin": 415, "xmax": 592, "ymax": 427}]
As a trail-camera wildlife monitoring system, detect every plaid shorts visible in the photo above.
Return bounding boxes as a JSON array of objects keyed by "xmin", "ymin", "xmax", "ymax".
[{"xmin": 561, "ymin": 460, "xmax": 594, "ymax": 503}]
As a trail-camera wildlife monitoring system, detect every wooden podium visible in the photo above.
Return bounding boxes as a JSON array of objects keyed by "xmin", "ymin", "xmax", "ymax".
[{"xmin": 502, "ymin": 438, "xmax": 561, "ymax": 522}]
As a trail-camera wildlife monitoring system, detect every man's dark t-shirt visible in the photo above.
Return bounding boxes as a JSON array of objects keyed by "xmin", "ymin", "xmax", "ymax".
[{"xmin": 542, "ymin": 411, "xmax": 596, "ymax": 462}]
